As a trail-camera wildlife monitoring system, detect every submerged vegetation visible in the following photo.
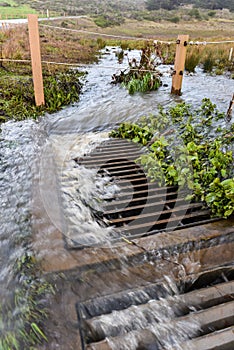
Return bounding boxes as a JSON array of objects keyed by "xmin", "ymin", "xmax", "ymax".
[
  {"xmin": 0, "ymin": 252, "xmax": 53, "ymax": 349},
  {"xmin": 112, "ymin": 44, "xmax": 162, "ymax": 94},
  {"xmin": 110, "ymin": 99, "xmax": 234, "ymax": 218}
]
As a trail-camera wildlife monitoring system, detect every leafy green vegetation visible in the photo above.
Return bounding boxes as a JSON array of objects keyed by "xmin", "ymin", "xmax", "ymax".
[
  {"xmin": 0, "ymin": 69, "xmax": 85, "ymax": 122},
  {"xmin": 110, "ymin": 122, "xmax": 153, "ymax": 145},
  {"xmin": 110, "ymin": 99, "xmax": 234, "ymax": 218}
]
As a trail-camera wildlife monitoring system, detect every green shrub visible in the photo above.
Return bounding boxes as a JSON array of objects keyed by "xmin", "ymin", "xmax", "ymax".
[
  {"xmin": 208, "ymin": 11, "xmax": 216, "ymax": 17},
  {"xmin": 169, "ymin": 16, "xmax": 180, "ymax": 23}
]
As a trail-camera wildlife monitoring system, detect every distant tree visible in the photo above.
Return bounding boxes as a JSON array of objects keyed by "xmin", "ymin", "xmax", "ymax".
[
  {"xmin": 188, "ymin": 8, "xmax": 202, "ymax": 19},
  {"xmin": 145, "ymin": 0, "xmax": 180, "ymax": 11},
  {"xmin": 184, "ymin": 0, "xmax": 234, "ymax": 12}
]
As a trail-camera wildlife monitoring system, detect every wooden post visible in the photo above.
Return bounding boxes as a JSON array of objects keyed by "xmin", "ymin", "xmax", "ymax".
[
  {"xmin": 28, "ymin": 14, "xmax": 45, "ymax": 106},
  {"xmin": 171, "ymin": 34, "xmax": 189, "ymax": 95}
]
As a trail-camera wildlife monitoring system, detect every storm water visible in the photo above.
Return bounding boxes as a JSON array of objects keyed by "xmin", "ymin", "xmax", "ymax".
[{"xmin": 0, "ymin": 47, "xmax": 233, "ymax": 348}]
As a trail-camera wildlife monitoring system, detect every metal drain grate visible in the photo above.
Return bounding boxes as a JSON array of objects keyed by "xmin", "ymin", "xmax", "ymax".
[
  {"xmin": 75, "ymin": 138, "xmax": 218, "ymax": 242},
  {"xmin": 77, "ymin": 266, "xmax": 234, "ymax": 350}
]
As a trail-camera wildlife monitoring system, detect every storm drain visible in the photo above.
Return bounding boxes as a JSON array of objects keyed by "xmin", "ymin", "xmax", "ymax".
[
  {"xmin": 77, "ymin": 266, "xmax": 234, "ymax": 350},
  {"xmin": 75, "ymin": 138, "xmax": 218, "ymax": 242}
]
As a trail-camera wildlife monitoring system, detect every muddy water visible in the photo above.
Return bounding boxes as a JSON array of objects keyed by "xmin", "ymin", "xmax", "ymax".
[{"xmin": 0, "ymin": 47, "xmax": 233, "ymax": 348}]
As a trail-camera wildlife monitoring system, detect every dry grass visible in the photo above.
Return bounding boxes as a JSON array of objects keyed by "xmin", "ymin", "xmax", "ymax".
[{"xmin": 1, "ymin": 17, "xmax": 233, "ymax": 68}]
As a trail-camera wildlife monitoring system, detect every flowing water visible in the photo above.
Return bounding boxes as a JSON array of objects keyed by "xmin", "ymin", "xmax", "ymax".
[{"xmin": 0, "ymin": 47, "xmax": 233, "ymax": 348}]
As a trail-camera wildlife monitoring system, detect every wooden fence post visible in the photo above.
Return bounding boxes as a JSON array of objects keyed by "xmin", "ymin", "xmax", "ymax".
[
  {"xmin": 28, "ymin": 14, "xmax": 45, "ymax": 106},
  {"xmin": 171, "ymin": 34, "xmax": 189, "ymax": 95}
]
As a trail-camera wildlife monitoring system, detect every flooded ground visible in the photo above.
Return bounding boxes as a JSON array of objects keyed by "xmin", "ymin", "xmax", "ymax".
[{"xmin": 0, "ymin": 47, "xmax": 233, "ymax": 349}]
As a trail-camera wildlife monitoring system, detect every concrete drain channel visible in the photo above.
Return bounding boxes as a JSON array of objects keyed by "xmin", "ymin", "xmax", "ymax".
[
  {"xmin": 75, "ymin": 138, "xmax": 218, "ymax": 243},
  {"xmin": 77, "ymin": 266, "xmax": 234, "ymax": 350},
  {"xmin": 72, "ymin": 138, "xmax": 234, "ymax": 350}
]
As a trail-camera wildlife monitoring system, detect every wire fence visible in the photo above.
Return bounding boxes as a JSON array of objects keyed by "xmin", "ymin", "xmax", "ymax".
[
  {"xmin": 39, "ymin": 23, "xmax": 234, "ymax": 45},
  {"xmin": 1, "ymin": 16, "xmax": 233, "ymax": 106},
  {"xmin": 1, "ymin": 21, "xmax": 233, "ymax": 71}
]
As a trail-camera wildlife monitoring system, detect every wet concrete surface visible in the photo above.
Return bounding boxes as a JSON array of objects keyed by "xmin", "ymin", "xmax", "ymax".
[{"xmin": 34, "ymin": 208, "xmax": 234, "ymax": 349}]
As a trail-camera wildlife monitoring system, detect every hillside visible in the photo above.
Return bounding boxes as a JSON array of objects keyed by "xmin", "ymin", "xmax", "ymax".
[
  {"xmin": 7, "ymin": 0, "xmax": 234, "ymax": 17},
  {"xmin": 145, "ymin": 1, "xmax": 234, "ymax": 12}
]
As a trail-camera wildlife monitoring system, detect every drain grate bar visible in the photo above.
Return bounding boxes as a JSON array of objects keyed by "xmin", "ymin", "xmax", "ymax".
[
  {"xmin": 119, "ymin": 210, "xmax": 211, "ymax": 234},
  {"xmin": 78, "ymin": 156, "xmax": 141, "ymax": 166},
  {"xmin": 77, "ymin": 268, "xmax": 234, "ymax": 350},
  {"xmin": 84, "ymin": 282, "xmax": 234, "ymax": 341},
  {"xmin": 118, "ymin": 186, "xmax": 175, "ymax": 196},
  {"xmin": 184, "ymin": 326, "xmax": 234, "ymax": 350},
  {"xmin": 86, "ymin": 302, "xmax": 234, "ymax": 350},
  {"xmin": 108, "ymin": 203, "xmax": 204, "ymax": 225},
  {"xmin": 103, "ymin": 191, "xmax": 183, "ymax": 208},
  {"xmin": 74, "ymin": 138, "xmax": 217, "ymax": 243},
  {"xmin": 79, "ymin": 151, "xmax": 142, "ymax": 161},
  {"xmin": 100, "ymin": 163, "xmax": 141, "ymax": 172},
  {"xmin": 104, "ymin": 198, "xmax": 192, "ymax": 216}
]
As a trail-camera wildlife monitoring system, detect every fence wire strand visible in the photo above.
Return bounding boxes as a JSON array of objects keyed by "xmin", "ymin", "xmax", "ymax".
[
  {"xmin": 39, "ymin": 23, "xmax": 234, "ymax": 45},
  {"xmin": 0, "ymin": 58, "xmax": 168, "ymax": 73},
  {"xmin": 39, "ymin": 23, "xmax": 176, "ymax": 43}
]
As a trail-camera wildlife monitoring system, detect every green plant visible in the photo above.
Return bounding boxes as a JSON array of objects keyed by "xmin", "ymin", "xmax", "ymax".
[
  {"xmin": 112, "ymin": 43, "xmax": 162, "ymax": 94},
  {"xmin": 0, "ymin": 252, "xmax": 54, "ymax": 349},
  {"xmin": 203, "ymin": 54, "xmax": 215, "ymax": 73},
  {"xmin": 206, "ymin": 178, "xmax": 234, "ymax": 217},
  {"xmin": 126, "ymin": 72, "xmax": 161, "ymax": 94},
  {"xmin": 169, "ymin": 16, "xmax": 180, "ymax": 23},
  {"xmin": 110, "ymin": 99, "xmax": 234, "ymax": 219},
  {"xmin": 0, "ymin": 69, "xmax": 85, "ymax": 122},
  {"xmin": 110, "ymin": 122, "xmax": 153, "ymax": 145}
]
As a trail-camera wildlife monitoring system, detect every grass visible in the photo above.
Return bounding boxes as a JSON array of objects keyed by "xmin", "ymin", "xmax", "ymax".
[
  {"xmin": 0, "ymin": 252, "xmax": 54, "ymax": 349},
  {"xmin": 0, "ymin": 24, "xmax": 100, "ymax": 123},
  {"xmin": 0, "ymin": 67, "xmax": 86, "ymax": 121},
  {"xmin": 0, "ymin": 0, "xmax": 37, "ymax": 19}
]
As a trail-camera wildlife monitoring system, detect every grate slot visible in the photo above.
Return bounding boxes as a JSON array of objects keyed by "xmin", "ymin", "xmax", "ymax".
[
  {"xmin": 100, "ymin": 163, "xmax": 141, "ymax": 171},
  {"xmin": 74, "ymin": 138, "xmax": 217, "ymax": 244},
  {"xmin": 103, "ymin": 191, "xmax": 180, "ymax": 209},
  {"xmin": 77, "ymin": 268, "xmax": 234, "ymax": 350},
  {"xmin": 104, "ymin": 198, "xmax": 189, "ymax": 217},
  {"xmin": 78, "ymin": 151, "xmax": 142, "ymax": 162},
  {"xmin": 120, "ymin": 210, "xmax": 211, "ymax": 235},
  {"xmin": 107, "ymin": 203, "xmax": 203, "ymax": 226},
  {"xmin": 85, "ymin": 302, "xmax": 234, "ymax": 349},
  {"xmin": 85, "ymin": 149, "xmax": 141, "ymax": 157},
  {"xmin": 77, "ymin": 157, "xmax": 140, "ymax": 166},
  {"xmin": 93, "ymin": 144, "xmax": 142, "ymax": 152}
]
